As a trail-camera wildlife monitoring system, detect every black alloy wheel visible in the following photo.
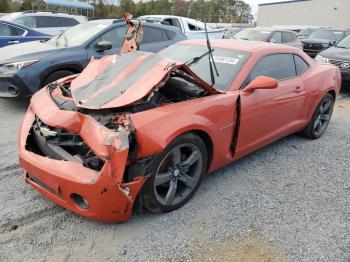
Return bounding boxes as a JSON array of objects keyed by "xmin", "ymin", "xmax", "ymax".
[{"xmin": 141, "ymin": 133, "xmax": 208, "ymax": 213}]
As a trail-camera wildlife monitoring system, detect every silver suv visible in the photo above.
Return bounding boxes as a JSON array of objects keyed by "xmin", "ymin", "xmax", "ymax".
[{"xmin": 2, "ymin": 11, "xmax": 87, "ymax": 36}]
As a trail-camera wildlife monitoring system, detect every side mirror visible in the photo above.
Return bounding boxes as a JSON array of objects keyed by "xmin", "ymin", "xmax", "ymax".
[
  {"xmin": 244, "ymin": 76, "xmax": 278, "ymax": 92},
  {"xmin": 270, "ymin": 39, "xmax": 278, "ymax": 43},
  {"xmin": 95, "ymin": 41, "xmax": 113, "ymax": 52},
  {"xmin": 330, "ymin": 40, "xmax": 337, "ymax": 46}
]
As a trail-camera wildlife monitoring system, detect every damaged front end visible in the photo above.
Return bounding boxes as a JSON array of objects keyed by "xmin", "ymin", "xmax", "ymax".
[
  {"xmin": 18, "ymin": 86, "xmax": 149, "ymax": 223},
  {"xmin": 19, "ymin": 51, "xmax": 219, "ymax": 223}
]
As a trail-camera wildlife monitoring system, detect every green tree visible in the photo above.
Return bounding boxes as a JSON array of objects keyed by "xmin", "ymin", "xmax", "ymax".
[
  {"xmin": 119, "ymin": 0, "xmax": 136, "ymax": 16},
  {"xmin": 0, "ymin": 0, "xmax": 10, "ymax": 12},
  {"xmin": 97, "ymin": 0, "xmax": 109, "ymax": 18},
  {"xmin": 20, "ymin": 0, "xmax": 34, "ymax": 11}
]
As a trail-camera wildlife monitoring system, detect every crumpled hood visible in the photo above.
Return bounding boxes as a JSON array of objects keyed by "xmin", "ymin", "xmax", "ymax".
[
  {"xmin": 0, "ymin": 41, "xmax": 63, "ymax": 64},
  {"xmin": 71, "ymin": 51, "xmax": 218, "ymax": 109}
]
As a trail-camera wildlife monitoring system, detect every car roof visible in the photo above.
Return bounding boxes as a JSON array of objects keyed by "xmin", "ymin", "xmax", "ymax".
[
  {"xmin": 2, "ymin": 11, "xmax": 86, "ymax": 20},
  {"xmin": 248, "ymin": 27, "xmax": 295, "ymax": 33},
  {"xmin": 313, "ymin": 28, "xmax": 350, "ymax": 32},
  {"xmin": 178, "ymin": 39, "xmax": 294, "ymax": 53},
  {"xmin": 90, "ymin": 19, "xmax": 185, "ymax": 32}
]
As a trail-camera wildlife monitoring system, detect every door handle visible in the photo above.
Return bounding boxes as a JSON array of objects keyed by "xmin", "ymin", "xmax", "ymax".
[
  {"xmin": 294, "ymin": 86, "xmax": 302, "ymax": 93},
  {"xmin": 8, "ymin": 40, "xmax": 20, "ymax": 44}
]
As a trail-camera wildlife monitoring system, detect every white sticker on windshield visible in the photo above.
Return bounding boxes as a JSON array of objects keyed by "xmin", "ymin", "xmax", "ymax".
[{"xmin": 213, "ymin": 56, "xmax": 240, "ymax": 65}]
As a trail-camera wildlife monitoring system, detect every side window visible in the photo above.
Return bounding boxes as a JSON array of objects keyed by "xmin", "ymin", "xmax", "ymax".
[
  {"xmin": 92, "ymin": 26, "xmax": 126, "ymax": 49},
  {"xmin": 294, "ymin": 55, "xmax": 310, "ymax": 76},
  {"xmin": 36, "ymin": 16, "xmax": 63, "ymax": 28},
  {"xmin": 15, "ymin": 16, "xmax": 37, "ymax": 28},
  {"xmin": 0, "ymin": 23, "xmax": 11, "ymax": 36},
  {"xmin": 172, "ymin": 18, "xmax": 182, "ymax": 30},
  {"xmin": 62, "ymin": 18, "xmax": 79, "ymax": 27},
  {"xmin": 162, "ymin": 18, "xmax": 173, "ymax": 26},
  {"xmin": 142, "ymin": 26, "xmax": 164, "ymax": 43},
  {"xmin": 165, "ymin": 30, "xmax": 176, "ymax": 40},
  {"xmin": 249, "ymin": 54, "xmax": 296, "ymax": 82},
  {"xmin": 188, "ymin": 23, "xmax": 201, "ymax": 31},
  {"xmin": 270, "ymin": 32, "xmax": 282, "ymax": 43},
  {"xmin": 0, "ymin": 23, "xmax": 24, "ymax": 36},
  {"xmin": 282, "ymin": 32, "xmax": 293, "ymax": 43}
]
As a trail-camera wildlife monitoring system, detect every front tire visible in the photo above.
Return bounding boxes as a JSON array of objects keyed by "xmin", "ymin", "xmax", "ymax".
[
  {"xmin": 302, "ymin": 93, "xmax": 335, "ymax": 139},
  {"xmin": 141, "ymin": 133, "xmax": 208, "ymax": 213},
  {"xmin": 42, "ymin": 70, "xmax": 75, "ymax": 87}
]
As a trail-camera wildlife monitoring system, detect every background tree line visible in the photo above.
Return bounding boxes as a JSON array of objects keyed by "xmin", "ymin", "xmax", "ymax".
[{"xmin": 0, "ymin": 0, "xmax": 252, "ymax": 23}]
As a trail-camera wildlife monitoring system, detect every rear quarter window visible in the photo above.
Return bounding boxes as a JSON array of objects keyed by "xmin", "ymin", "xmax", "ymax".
[
  {"xmin": 294, "ymin": 55, "xmax": 310, "ymax": 75},
  {"xmin": 15, "ymin": 16, "xmax": 37, "ymax": 28},
  {"xmin": 62, "ymin": 18, "xmax": 79, "ymax": 27},
  {"xmin": 249, "ymin": 54, "xmax": 297, "ymax": 81}
]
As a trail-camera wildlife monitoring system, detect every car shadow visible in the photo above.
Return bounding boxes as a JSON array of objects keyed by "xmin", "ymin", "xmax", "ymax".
[{"xmin": 0, "ymin": 97, "xmax": 30, "ymax": 113}]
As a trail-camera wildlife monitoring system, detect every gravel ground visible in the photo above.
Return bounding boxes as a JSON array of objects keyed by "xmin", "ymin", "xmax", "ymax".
[{"xmin": 0, "ymin": 87, "xmax": 349, "ymax": 262}]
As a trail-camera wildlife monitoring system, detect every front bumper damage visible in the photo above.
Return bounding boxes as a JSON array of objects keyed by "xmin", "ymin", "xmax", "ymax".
[{"xmin": 18, "ymin": 88, "xmax": 148, "ymax": 223}]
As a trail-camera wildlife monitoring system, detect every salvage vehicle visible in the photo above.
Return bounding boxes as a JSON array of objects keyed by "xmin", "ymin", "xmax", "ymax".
[
  {"xmin": 234, "ymin": 28, "xmax": 303, "ymax": 50},
  {"xmin": 139, "ymin": 15, "xmax": 225, "ymax": 39},
  {"xmin": 316, "ymin": 34, "xmax": 350, "ymax": 82},
  {"xmin": 19, "ymin": 39, "xmax": 341, "ymax": 223},
  {"xmin": 0, "ymin": 19, "xmax": 186, "ymax": 97},
  {"xmin": 302, "ymin": 29, "xmax": 350, "ymax": 57},
  {"xmin": 0, "ymin": 20, "xmax": 51, "ymax": 48}
]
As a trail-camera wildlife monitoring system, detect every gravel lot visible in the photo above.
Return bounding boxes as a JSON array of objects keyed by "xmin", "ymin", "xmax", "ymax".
[{"xmin": 0, "ymin": 87, "xmax": 349, "ymax": 262}]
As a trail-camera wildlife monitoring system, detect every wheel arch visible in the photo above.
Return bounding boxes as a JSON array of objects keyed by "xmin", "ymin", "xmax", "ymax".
[
  {"xmin": 184, "ymin": 129, "xmax": 213, "ymax": 172},
  {"xmin": 327, "ymin": 89, "xmax": 336, "ymax": 100},
  {"xmin": 39, "ymin": 64, "xmax": 83, "ymax": 88}
]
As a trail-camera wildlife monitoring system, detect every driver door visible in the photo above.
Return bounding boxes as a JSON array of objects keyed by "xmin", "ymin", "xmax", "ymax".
[
  {"xmin": 235, "ymin": 53, "xmax": 306, "ymax": 158},
  {"xmin": 87, "ymin": 25, "xmax": 126, "ymax": 59}
]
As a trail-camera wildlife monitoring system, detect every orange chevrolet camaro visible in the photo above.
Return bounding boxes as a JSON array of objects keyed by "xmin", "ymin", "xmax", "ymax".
[{"xmin": 18, "ymin": 40, "xmax": 341, "ymax": 223}]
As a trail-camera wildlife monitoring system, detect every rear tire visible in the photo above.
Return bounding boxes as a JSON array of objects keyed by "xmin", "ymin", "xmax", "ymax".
[
  {"xmin": 302, "ymin": 93, "xmax": 335, "ymax": 139},
  {"xmin": 141, "ymin": 132, "xmax": 208, "ymax": 213},
  {"xmin": 42, "ymin": 70, "xmax": 75, "ymax": 87}
]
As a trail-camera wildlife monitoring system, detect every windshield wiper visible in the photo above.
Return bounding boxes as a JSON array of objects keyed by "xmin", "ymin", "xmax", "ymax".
[
  {"xmin": 55, "ymin": 31, "xmax": 65, "ymax": 47},
  {"xmin": 335, "ymin": 45, "xmax": 348, "ymax": 49},
  {"xmin": 185, "ymin": 49, "xmax": 214, "ymax": 67},
  {"xmin": 63, "ymin": 35, "xmax": 69, "ymax": 47},
  {"xmin": 204, "ymin": 22, "xmax": 219, "ymax": 86}
]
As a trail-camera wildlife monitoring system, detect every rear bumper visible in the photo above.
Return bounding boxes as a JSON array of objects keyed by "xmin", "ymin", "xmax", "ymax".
[{"xmin": 18, "ymin": 88, "xmax": 148, "ymax": 223}]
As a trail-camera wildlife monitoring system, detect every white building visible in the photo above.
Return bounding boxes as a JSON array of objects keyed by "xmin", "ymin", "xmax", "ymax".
[{"xmin": 257, "ymin": 0, "xmax": 350, "ymax": 29}]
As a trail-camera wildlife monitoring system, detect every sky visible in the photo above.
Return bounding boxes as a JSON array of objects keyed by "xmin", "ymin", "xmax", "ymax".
[{"xmin": 244, "ymin": 0, "xmax": 290, "ymax": 15}]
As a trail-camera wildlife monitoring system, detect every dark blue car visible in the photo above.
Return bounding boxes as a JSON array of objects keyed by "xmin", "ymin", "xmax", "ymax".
[
  {"xmin": 0, "ymin": 19, "xmax": 187, "ymax": 97},
  {"xmin": 0, "ymin": 20, "xmax": 50, "ymax": 48}
]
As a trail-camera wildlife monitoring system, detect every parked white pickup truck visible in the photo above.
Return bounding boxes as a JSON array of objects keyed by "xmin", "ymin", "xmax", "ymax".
[{"xmin": 139, "ymin": 15, "xmax": 225, "ymax": 39}]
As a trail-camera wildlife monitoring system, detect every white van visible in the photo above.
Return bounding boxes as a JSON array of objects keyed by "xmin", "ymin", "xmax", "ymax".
[{"xmin": 2, "ymin": 11, "xmax": 87, "ymax": 36}]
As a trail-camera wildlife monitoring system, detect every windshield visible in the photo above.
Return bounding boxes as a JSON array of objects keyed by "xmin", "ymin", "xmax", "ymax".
[
  {"xmin": 298, "ymin": 29, "xmax": 314, "ymax": 37},
  {"xmin": 308, "ymin": 30, "xmax": 346, "ymax": 41},
  {"xmin": 336, "ymin": 35, "xmax": 350, "ymax": 48},
  {"xmin": 159, "ymin": 44, "xmax": 250, "ymax": 91},
  {"xmin": 47, "ymin": 22, "xmax": 110, "ymax": 47},
  {"xmin": 234, "ymin": 29, "xmax": 271, "ymax": 41}
]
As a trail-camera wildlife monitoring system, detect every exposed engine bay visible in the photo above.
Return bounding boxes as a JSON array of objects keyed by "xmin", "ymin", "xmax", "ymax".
[
  {"xmin": 49, "ymin": 68, "xmax": 211, "ymax": 114},
  {"xmin": 26, "ymin": 67, "xmax": 212, "ymax": 170}
]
